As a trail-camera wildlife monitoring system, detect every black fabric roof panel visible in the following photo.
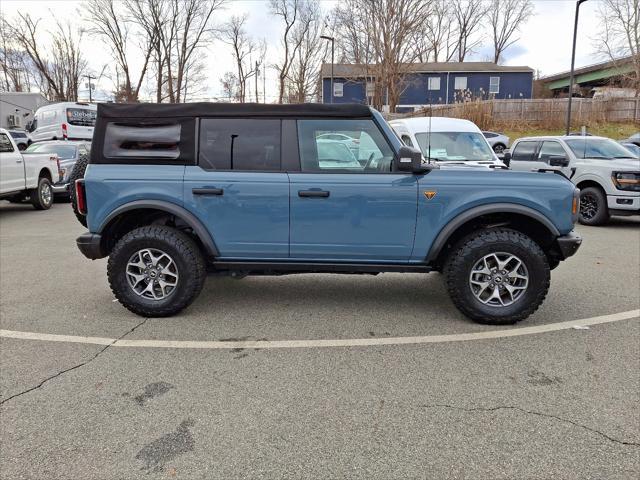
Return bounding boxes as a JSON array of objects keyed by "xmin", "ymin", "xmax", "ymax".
[{"xmin": 98, "ymin": 102, "xmax": 373, "ymax": 119}]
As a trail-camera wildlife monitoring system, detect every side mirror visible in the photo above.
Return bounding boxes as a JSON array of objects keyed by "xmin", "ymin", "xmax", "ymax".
[
  {"xmin": 502, "ymin": 151, "xmax": 511, "ymax": 167},
  {"xmin": 549, "ymin": 155, "xmax": 569, "ymax": 167},
  {"xmin": 396, "ymin": 145, "xmax": 430, "ymax": 174}
]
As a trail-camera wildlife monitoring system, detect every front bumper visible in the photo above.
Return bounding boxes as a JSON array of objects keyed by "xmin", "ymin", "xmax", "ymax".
[
  {"xmin": 607, "ymin": 194, "xmax": 640, "ymax": 212},
  {"xmin": 76, "ymin": 232, "xmax": 104, "ymax": 260},
  {"xmin": 555, "ymin": 231, "xmax": 582, "ymax": 259}
]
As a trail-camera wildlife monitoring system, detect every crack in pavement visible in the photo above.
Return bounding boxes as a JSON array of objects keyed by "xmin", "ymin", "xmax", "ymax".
[
  {"xmin": 0, "ymin": 319, "xmax": 149, "ymax": 407},
  {"xmin": 417, "ymin": 403, "xmax": 640, "ymax": 447}
]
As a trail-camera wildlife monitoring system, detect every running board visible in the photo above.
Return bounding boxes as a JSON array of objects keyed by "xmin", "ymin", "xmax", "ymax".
[{"xmin": 209, "ymin": 261, "xmax": 433, "ymax": 274}]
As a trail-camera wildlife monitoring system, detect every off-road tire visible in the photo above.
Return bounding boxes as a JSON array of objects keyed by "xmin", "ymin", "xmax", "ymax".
[
  {"xmin": 579, "ymin": 186, "xmax": 609, "ymax": 226},
  {"xmin": 30, "ymin": 177, "xmax": 53, "ymax": 210},
  {"xmin": 108, "ymin": 226, "xmax": 206, "ymax": 317},
  {"xmin": 443, "ymin": 228, "xmax": 550, "ymax": 325},
  {"xmin": 68, "ymin": 153, "xmax": 89, "ymax": 227}
]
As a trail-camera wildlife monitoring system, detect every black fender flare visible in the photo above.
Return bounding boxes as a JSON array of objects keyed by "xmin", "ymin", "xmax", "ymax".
[
  {"xmin": 98, "ymin": 200, "xmax": 219, "ymax": 257},
  {"xmin": 425, "ymin": 203, "xmax": 560, "ymax": 263}
]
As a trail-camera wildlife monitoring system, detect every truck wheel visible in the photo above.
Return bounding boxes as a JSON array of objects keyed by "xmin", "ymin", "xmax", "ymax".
[
  {"xmin": 443, "ymin": 228, "xmax": 550, "ymax": 325},
  {"xmin": 68, "ymin": 153, "xmax": 89, "ymax": 227},
  {"xmin": 579, "ymin": 187, "xmax": 609, "ymax": 226},
  {"xmin": 30, "ymin": 177, "xmax": 53, "ymax": 210},
  {"xmin": 107, "ymin": 226, "xmax": 206, "ymax": 317}
]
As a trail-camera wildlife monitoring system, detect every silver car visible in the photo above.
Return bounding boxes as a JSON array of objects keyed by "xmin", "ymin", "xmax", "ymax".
[
  {"xmin": 482, "ymin": 131, "xmax": 510, "ymax": 154},
  {"xmin": 23, "ymin": 141, "xmax": 91, "ymax": 197}
]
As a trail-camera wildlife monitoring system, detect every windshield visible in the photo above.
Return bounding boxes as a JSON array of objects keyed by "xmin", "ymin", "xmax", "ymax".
[
  {"xmin": 565, "ymin": 138, "xmax": 636, "ymax": 159},
  {"xmin": 25, "ymin": 143, "xmax": 77, "ymax": 159},
  {"xmin": 414, "ymin": 132, "xmax": 494, "ymax": 161},
  {"xmin": 66, "ymin": 108, "xmax": 96, "ymax": 127}
]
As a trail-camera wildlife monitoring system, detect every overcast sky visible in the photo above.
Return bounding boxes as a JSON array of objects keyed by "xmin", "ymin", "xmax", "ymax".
[{"xmin": 2, "ymin": 0, "xmax": 605, "ymax": 101}]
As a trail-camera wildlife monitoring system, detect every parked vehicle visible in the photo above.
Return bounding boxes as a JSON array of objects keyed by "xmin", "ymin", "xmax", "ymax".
[
  {"xmin": 74, "ymin": 103, "xmax": 581, "ymax": 325},
  {"xmin": 623, "ymin": 133, "xmax": 640, "ymax": 147},
  {"xmin": 7, "ymin": 130, "xmax": 32, "ymax": 151},
  {"xmin": 482, "ymin": 131, "xmax": 510, "ymax": 154},
  {"xmin": 0, "ymin": 128, "xmax": 62, "ymax": 210},
  {"xmin": 506, "ymin": 136, "xmax": 640, "ymax": 225},
  {"xmin": 390, "ymin": 117, "xmax": 505, "ymax": 168},
  {"xmin": 619, "ymin": 142, "xmax": 640, "ymax": 158},
  {"xmin": 27, "ymin": 102, "xmax": 97, "ymax": 142},
  {"xmin": 24, "ymin": 140, "xmax": 91, "ymax": 197}
]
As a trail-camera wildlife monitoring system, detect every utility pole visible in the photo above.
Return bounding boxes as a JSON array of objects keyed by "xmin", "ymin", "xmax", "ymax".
[
  {"xmin": 320, "ymin": 35, "xmax": 335, "ymax": 103},
  {"xmin": 255, "ymin": 60, "xmax": 260, "ymax": 103},
  {"xmin": 84, "ymin": 74, "xmax": 96, "ymax": 103},
  {"xmin": 566, "ymin": 0, "xmax": 588, "ymax": 135}
]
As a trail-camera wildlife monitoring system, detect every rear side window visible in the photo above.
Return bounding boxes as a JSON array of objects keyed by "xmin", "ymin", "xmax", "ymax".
[
  {"xmin": 198, "ymin": 119, "xmax": 281, "ymax": 171},
  {"xmin": 0, "ymin": 133, "xmax": 14, "ymax": 152},
  {"xmin": 511, "ymin": 141, "xmax": 537, "ymax": 161},
  {"xmin": 104, "ymin": 123, "xmax": 181, "ymax": 159}
]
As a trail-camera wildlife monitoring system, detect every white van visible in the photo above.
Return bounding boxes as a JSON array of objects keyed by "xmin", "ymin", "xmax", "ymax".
[
  {"xmin": 389, "ymin": 117, "xmax": 505, "ymax": 169},
  {"xmin": 28, "ymin": 102, "xmax": 97, "ymax": 143}
]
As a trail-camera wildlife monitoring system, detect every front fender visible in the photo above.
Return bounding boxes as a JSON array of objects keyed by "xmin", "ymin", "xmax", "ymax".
[{"xmin": 423, "ymin": 203, "xmax": 560, "ymax": 263}]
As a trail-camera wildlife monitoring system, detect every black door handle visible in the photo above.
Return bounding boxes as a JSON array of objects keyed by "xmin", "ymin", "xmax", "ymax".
[
  {"xmin": 193, "ymin": 187, "xmax": 223, "ymax": 196},
  {"xmin": 298, "ymin": 190, "xmax": 330, "ymax": 198}
]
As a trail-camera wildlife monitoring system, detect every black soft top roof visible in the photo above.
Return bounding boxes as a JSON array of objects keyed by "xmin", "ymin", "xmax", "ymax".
[{"xmin": 97, "ymin": 102, "xmax": 373, "ymax": 119}]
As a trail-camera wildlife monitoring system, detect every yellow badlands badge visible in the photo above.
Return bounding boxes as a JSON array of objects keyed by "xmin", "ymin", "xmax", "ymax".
[{"xmin": 424, "ymin": 191, "xmax": 437, "ymax": 200}]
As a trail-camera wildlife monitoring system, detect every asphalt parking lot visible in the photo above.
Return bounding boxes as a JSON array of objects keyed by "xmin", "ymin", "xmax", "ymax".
[{"xmin": 0, "ymin": 202, "xmax": 638, "ymax": 479}]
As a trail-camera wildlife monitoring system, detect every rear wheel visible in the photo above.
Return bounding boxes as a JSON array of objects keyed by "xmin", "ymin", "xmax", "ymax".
[
  {"xmin": 444, "ymin": 228, "xmax": 550, "ymax": 325},
  {"xmin": 492, "ymin": 143, "xmax": 506, "ymax": 154},
  {"xmin": 579, "ymin": 187, "xmax": 609, "ymax": 226},
  {"xmin": 108, "ymin": 226, "xmax": 206, "ymax": 317},
  {"xmin": 30, "ymin": 177, "xmax": 53, "ymax": 210}
]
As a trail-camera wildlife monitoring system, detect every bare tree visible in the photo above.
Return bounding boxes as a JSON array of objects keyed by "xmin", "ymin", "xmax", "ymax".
[
  {"xmin": 220, "ymin": 71, "xmax": 239, "ymax": 101},
  {"xmin": 451, "ymin": 0, "xmax": 487, "ymax": 61},
  {"xmin": 594, "ymin": 0, "xmax": 640, "ymax": 95},
  {"xmin": 220, "ymin": 14, "xmax": 259, "ymax": 103},
  {"xmin": 82, "ymin": 0, "xmax": 155, "ymax": 102},
  {"xmin": 287, "ymin": 1, "xmax": 323, "ymax": 103},
  {"xmin": 331, "ymin": 0, "xmax": 429, "ymax": 111},
  {"xmin": 488, "ymin": 0, "xmax": 534, "ymax": 64},
  {"xmin": 3, "ymin": 13, "xmax": 86, "ymax": 100},
  {"xmin": 0, "ymin": 16, "xmax": 33, "ymax": 92},
  {"xmin": 332, "ymin": 0, "xmax": 374, "ymax": 64},
  {"xmin": 270, "ymin": 0, "xmax": 305, "ymax": 103}
]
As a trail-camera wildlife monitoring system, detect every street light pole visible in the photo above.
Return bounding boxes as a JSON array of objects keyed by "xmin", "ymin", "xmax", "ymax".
[
  {"xmin": 320, "ymin": 35, "xmax": 334, "ymax": 104},
  {"xmin": 566, "ymin": 0, "xmax": 588, "ymax": 135},
  {"xmin": 84, "ymin": 74, "xmax": 96, "ymax": 103}
]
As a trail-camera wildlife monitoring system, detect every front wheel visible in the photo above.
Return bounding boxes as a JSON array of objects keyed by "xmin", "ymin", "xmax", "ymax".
[
  {"xmin": 30, "ymin": 177, "xmax": 53, "ymax": 210},
  {"xmin": 579, "ymin": 187, "xmax": 609, "ymax": 226},
  {"xmin": 443, "ymin": 228, "xmax": 550, "ymax": 325},
  {"xmin": 107, "ymin": 226, "xmax": 206, "ymax": 317}
]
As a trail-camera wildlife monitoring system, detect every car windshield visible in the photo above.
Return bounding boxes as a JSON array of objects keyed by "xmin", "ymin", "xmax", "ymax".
[
  {"xmin": 25, "ymin": 143, "xmax": 77, "ymax": 159},
  {"xmin": 621, "ymin": 143, "xmax": 640, "ymax": 158},
  {"xmin": 66, "ymin": 108, "xmax": 96, "ymax": 127},
  {"xmin": 414, "ymin": 132, "xmax": 494, "ymax": 161},
  {"xmin": 565, "ymin": 138, "xmax": 636, "ymax": 159}
]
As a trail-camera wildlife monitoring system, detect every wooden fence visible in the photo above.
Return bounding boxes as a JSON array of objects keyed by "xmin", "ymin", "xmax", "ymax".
[{"xmin": 387, "ymin": 97, "xmax": 640, "ymax": 129}]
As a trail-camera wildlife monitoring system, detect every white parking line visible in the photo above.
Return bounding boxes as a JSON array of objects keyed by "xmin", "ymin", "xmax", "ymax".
[{"xmin": 1, "ymin": 309, "xmax": 638, "ymax": 350}]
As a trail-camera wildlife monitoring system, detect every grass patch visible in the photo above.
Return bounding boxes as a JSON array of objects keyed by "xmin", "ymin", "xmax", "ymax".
[{"xmin": 501, "ymin": 123, "xmax": 639, "ymax": 142}]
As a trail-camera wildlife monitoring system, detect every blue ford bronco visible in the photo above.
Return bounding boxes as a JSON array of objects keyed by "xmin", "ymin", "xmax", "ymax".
[{"xmin": 74, "ymin": 103, "xmax": 581, "ymax": 324}]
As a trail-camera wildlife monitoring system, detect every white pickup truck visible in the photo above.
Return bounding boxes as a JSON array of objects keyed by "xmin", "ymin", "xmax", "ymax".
[
  {"xmin": 0, "ymin": 127, "xmax": 62, "ymax": 210},
  {"xmin": 505, "ymin": 135, "xmax": 640, "ymax": 225}
]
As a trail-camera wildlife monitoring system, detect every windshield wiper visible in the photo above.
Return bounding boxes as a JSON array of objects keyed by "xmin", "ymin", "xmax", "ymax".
[{"xmin": 613, "ymin": 156, "xmax": 636, "ymax": 159}]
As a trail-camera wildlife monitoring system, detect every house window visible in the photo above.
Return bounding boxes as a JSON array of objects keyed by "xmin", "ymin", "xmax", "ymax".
[
  {"xmin": 428, "ymin": 77, "xmax": 440, "ymax": 91},
  {"xmin": 454, "ymin": 76, "xmax": 467, "ymax": 90},
  {"xmin": 489, "ymin": 77, "xmax": 500, "ymax": 94},
  {"xmin": 333, "ymin": 82, "xmax": 344, "ymax": 97}
]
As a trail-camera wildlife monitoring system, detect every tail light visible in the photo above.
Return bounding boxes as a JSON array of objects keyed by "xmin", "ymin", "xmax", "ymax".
[
  {"xmin": 75, "ymin": 179, "xmax": 87, "ymax": 215},
  {"xmin": 62, "ymin": 123, "xmax": 68, "ymax": 139}
]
